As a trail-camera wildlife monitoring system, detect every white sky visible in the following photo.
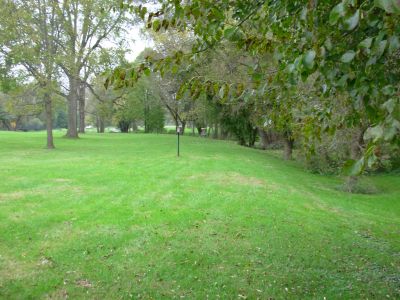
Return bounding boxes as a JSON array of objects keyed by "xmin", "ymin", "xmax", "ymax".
[{"xmin": 124, "ymin": 26, "xmax": 154, "ymax": 62}]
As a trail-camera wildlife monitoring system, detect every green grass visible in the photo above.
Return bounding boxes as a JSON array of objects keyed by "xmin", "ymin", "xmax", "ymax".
[{"xmin": 0, "ymin": 131, "xmax": 399, "ymax": 299}]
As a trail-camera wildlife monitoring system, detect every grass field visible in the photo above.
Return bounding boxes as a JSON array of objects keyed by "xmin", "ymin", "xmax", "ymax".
[{"xmin": 0, "ymin": 131, "xmax": 399, "ymax": 299}]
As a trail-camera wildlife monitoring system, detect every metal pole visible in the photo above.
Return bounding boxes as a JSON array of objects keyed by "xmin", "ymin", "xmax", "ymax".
[{"xmin": 177, "ymin": 132, "xmax": 180, "ymax": 157}]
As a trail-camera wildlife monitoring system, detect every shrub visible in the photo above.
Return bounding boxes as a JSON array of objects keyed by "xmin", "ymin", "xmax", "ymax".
[{"xmin": 23, "ymin": 118, "xmax": 45, "ymax": 131}]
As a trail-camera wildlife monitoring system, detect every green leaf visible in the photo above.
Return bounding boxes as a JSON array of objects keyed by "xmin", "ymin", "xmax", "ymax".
[
  {"xmin": 176, "ymin": 83, "xmax": 187, "ymax": 100},
  {"xmin": 252, "ymin": 73, "xmax": 263, "ymax": 82},
  {"xmin": 329, "ymin": 2, "xmax": 345, "ymax": 25},
  {"xmin": 152, "ymin": 20, "xmax": 161, "ymax": 32},
  {"xmin": 324, "ymin": 38, "xmax": 333, "ymax": 51},
  {"xmin": 374, "ymin": 40, "xmax": 387, "ymax": 58},
  {"xmin": 382, "ymin": 98, "xmax": 395, "ymax": 113},
  {"xmin": 171, "ymin": 64, "xmax": 179, "ymax": 74},
  {"xmin": 389, "ymin": 36, "xmax": 400, "ymax": 53},
  {"xmin": 219, "ymin": 84, "xmax": 226, "ymax": 99},
  {"xmin": 364, "ymin": 125, "xmax": 384, "ymax": 142},
  {"xmin": 382, "ymin": 85, "xmax": 395, "ymax": 96},
  {"xmin": 140, "ymin": 6, "xmax": 147, "ymax": 20},
  {"xmin": 223, "ymin": 27, "xmax": 236, "ymax": 39},
  {"xmin": 344, "ymin": 10, "xmax": 360, "ymax": 31},
  {"xmin": 341, "ymin": 50, "xmax": 356, "ymax": 63},
  {"xmin": 143, "ymin": 67, "xmax": 151, "ymax": 76},
  {"xmin": 303, "ymin": 50, "xmax": 316, "ymax": 70},
  {"xmin": 236, "ymin": 83, "xmax": 245, "ymax": 97},
  {"xmin": 224, "ymin": 27, "xmax": 242, "ymax": 42},
  {"xmin": 287, "ymin": 63, "xmax": 295, "ymax": 73},
  {"xmin": 337, "ymin": 74, "xmax": 348, "ymax": 87},
  {"xmin": 384, "ymin": 125, "xmax": 398, "ymax": 141},
  {"xmin": 374, "ymin": 0, "xmax": 400, "ymax": 14},
  {"xmin": 359, "ymin": 38, "xmax": 373, "ymax": 49},
  {"xmin": 343, "ymin": 157, "xmax": 365, "ymax": 176}
]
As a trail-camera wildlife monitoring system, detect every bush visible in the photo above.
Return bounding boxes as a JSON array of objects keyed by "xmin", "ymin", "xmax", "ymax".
[
  {"xmin": 167, "ymin": 129, "xmax": 176, "ymax": 134},
  {"xmin": 298, "ymin": 129, "xmax": 354, "ymax": 175},
  {"xmin": 55, "ymin": 110, "xmax": 68, "ymax": 129},
  {"xmin": 23, "ymin": 118, "xmax": 45, "ymax": 131}
]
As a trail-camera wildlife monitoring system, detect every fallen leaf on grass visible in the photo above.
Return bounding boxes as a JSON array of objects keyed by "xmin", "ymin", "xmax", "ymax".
[{"xmin": 76, "ymin": 279, "xmax": 92, "ymax": 288}]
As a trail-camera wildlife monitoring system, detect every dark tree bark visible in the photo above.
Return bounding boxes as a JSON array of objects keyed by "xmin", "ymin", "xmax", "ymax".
[
  {"xmin": 66, "ymin": 75, "xmax": 79, "ymax": 138},
  {"xmin": 99, "ymin": 117, "xmax": 105, "ymax": 133},
  {"xmin": 78, "ymin": 80, "xmax": 86, "ymax": 134},
  {"xmin": 96, "ymin": 116, "xmax": 100, "ymax": 133},
  {"xmin": 283, "ymin": 132, "xmax": 294, "ymax": 160},
  {"xmin": 249, "ymin": 127, "xmax": 257, "ymax": 147},
  {"xmin": 258, "ymin": 127, "xmax": 268, "ymax": 150},
  {"xmin": 118, "ymin": 120, "xmax": 130, "ymax": 133},
  {"xmin": 44, "ymin": 93, "xmax": 54, "ymax": 149}
]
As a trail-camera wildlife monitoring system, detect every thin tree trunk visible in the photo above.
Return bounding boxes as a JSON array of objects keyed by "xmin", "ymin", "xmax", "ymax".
[
  {"xmin": 249, "ymin": 127, "xmax": 257, "ymax": 147},
  {"xmin": 66, "ymin": 75, "xmax": 79, "ymax": 138},
  {"xmin": 96, "ymin": 115, "xmax": 100, "ymax": 133},
  {"xmin": 44, "ymin": 93, "xmax": 55, "ymax": 149},
  {"xmin": 78, "ymin": 80, "xmax": 85, "ymax": 134},
  {"xmin": 132, "ymin": 121, "xmax": 138, "ymax": 132},
  {"xmin": 345, "ymin": 128, "xmax": 365, "ymax": 192},
  {"xmin": 213, "ymin": 123, "xmax": 219, "ymax": 139},
  {"xmin": 181, "ymin": 121, "xmax": 186, "ymax": 135},
  {"xmin": 283, "ymin": 133, "xmax": 294, "ymax": 160},
  {"xmin": 258, "ymin": 127, "xmax": 268, "ymax": 150}
]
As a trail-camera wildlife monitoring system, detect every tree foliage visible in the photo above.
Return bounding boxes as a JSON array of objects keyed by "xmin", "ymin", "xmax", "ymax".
[{"xmin": 112, "ymin": 0, "xmax": 400, "ymax": 175}]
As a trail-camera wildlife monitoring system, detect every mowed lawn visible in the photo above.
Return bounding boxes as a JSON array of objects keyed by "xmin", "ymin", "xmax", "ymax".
[{"xmin": 0, "ymin": 131, "xmax": 399, "ymax": 299}]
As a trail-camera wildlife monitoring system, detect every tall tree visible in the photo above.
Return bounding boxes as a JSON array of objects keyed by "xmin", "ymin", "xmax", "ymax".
[
  {"xmin": 54, "ymin": 0, "xmax": 128, "ymax": 138},
  {"xmin": 0, "ymin": 0, "xmax": 61, "ymax": 148}
]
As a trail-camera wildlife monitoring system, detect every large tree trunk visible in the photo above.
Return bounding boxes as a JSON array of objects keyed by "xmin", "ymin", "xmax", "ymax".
[
  {"xmin": 258, "ymin": 127, "xmax": 268, "ymax": 150},
  {"xmin": 283, "ymin": 133, "xmax": 294, "ymax": 160},
  {"xmin": 66, "ymin": 75, "xmax": 79, "ymax": 138},
  {"xmin": 345, "ymin": 128, "xmax": 365, "ymax": 192},
  {"xmin": 249, "ymin": 127, "xmax": 257, "ymax": 147},
  {"xmin": 44, "ymin": 93, "xmax": 55, "ymax": 149},
  {"xmin": 78, "ymin": 80, "xmax": 85, "ymax": 134},
  {"xmin": 99, "ymin": 117, "xmax": 105, "ymax": 133},
  {"xmin": 196, "ymin": 125, "xmax": 202, "ymax": 135},
  {"xmin": 118, "ymin": 120, "xmax": 130, "ymax": 133}
]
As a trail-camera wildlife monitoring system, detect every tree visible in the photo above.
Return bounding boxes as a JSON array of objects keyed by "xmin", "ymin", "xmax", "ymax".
[
  {"xmin": 53, "ymin": 0, "xmax": 129, "ymax": 138},
  {"xmin": 0, "ymin": 0, "xmax": 61, "ymax": 148},
  {"xmin": 113, "ymin": 0, "xmax": 400, "ymax": 182}
]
